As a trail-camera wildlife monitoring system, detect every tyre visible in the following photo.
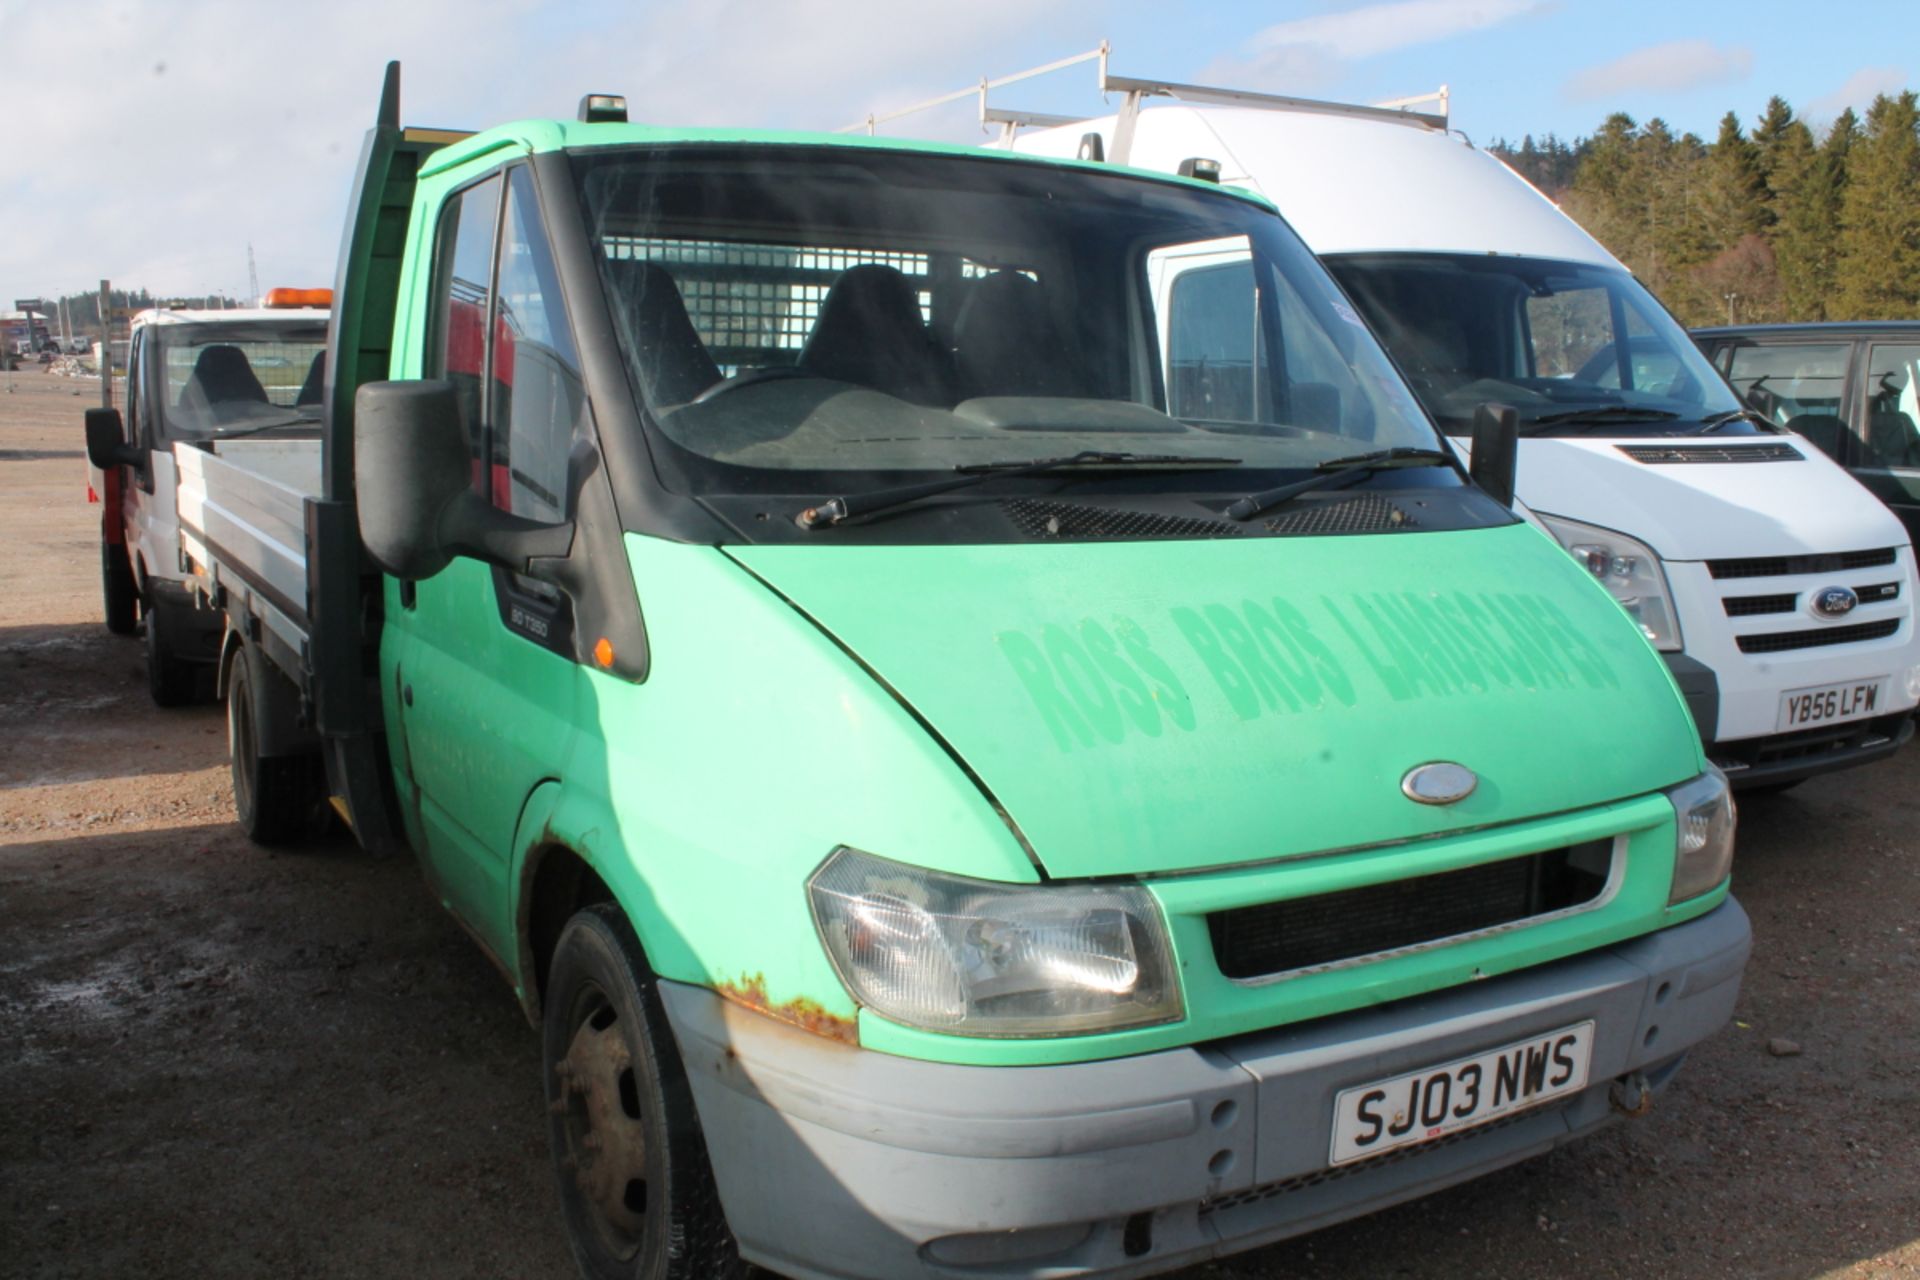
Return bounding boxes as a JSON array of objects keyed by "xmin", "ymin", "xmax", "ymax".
[
  {"xmin": 101, "ymin": 542, "xmax": 137, "ymax": 636},
  {"xmin": 144, "ymin": 603, "xmax": 201, "ymax": 707},
  {"xmin": 544, "ymin": 905, "xmax": 742, "ymax": 1280},
  {"xmin": 226, "ymin": 643, "xmax": 324, "ymax": 845}
]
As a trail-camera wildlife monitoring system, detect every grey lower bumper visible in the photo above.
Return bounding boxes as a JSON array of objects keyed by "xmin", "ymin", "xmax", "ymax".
[{"xmin": 662, "ymin": 898, "xmax": 1749, "ymax": 1280}]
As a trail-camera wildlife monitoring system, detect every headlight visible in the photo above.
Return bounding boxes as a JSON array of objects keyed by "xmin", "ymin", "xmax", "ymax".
[
  {"xmin": 1664, "ymin": 767, "xmax": 1736, "ymax": 904},
  {"xmin": 808, "ymin": 847, "xmax": 1182, "ymax": 1037},
  {"xmin": 1537, "ymin": 513, "xmax": 1683, "ymax": 651}
]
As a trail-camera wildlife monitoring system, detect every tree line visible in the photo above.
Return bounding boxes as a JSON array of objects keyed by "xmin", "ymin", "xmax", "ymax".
[
  {"xmin": 1490, "ymin": 90, "xmax": 1920, "ymax": 327},
  {"xmin": 42, "ymin": 288, "xmax": 243, "ymax": 334}
]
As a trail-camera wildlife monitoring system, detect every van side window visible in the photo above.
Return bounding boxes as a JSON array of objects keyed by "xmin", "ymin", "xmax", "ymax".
[
  {"xmin": 1864, "ymin": 344, "xmax": 1920, "ymax": 469},
  {"xmin": 1525, "ymin": 286, "xmax": 1611, "ymax": 379},
  {"xmin": 1724, "ymin": 342, "xmax": 1850, "ymax": 460},
  {"xmin": 429, "ymin": 174, "xmax": 503, "ymax": 487},
  {"xmin": 493, "ymin": 166, "xmax": 586, "ymax": 525},
  {"xmin": 1164, "ymin": 258, "xmax": 1270, "ymax": 423}
]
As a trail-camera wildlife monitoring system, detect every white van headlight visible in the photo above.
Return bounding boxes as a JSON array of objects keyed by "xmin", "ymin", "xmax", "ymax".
[
  {"xmin": 1537, "ymin": 513, "xmax": 1683, "ymax": 651},
  {"xmin": 808, "ymin": 848, "xmax": 1182, "ymax": 1037},
  {"xmin": 1664, "ymin": 767, "xmax": 1736, "ymax": 904}
]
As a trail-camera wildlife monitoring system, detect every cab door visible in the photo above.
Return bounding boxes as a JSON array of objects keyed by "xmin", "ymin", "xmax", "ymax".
[{"xmin": 382, "ymin": 162, "xmax": 589, "ymax": 953}]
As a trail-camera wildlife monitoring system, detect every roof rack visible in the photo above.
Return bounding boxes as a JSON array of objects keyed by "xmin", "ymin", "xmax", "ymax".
[{"xmin": 840, "ymin": 42, "xmax": 1448, "ymax": 165}]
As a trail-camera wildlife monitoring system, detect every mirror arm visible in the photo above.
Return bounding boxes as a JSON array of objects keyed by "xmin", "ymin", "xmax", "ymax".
[{"xmin": 437, "ymin": 490, "xmax": 577, "ymax": 577}]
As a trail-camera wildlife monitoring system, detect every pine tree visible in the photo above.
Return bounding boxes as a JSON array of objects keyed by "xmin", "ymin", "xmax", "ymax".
[
  {"xmin": 1699, "ymin": 111, "xmax": 1768, "ymax": 249},
  {"xmin": 1769, "ymin": 119, "xmax": 1836, "ymax": 319},
  {"xmin": 1833, "ymin": 92, "xmax": 1920, "ymax": 318},
  {"xmin": 1750, "ymin": 95, "xmax": 1798, "ymax": 218}
]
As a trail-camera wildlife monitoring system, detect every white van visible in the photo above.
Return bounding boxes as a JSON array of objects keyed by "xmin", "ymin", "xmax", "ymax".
[
  {"xmin": 989, "ymin": 75, "xmax": 1920, "ymax": 790},
  {"xmin": 85, "ymin": 295, "xmax": 329, "ymax": 704}
]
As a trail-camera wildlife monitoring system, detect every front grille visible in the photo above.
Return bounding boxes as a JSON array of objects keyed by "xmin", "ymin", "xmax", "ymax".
[
  {"xmin": 1859, "ymin": 580, "xmax": 1902, "ymax": 604},
  {"xmin": 1208, "ymin": 841, "xmax": 1612, "ymax": 981},
  {"xmin": 1001, "ymin": 499, "xmax": 1241, "ymax": 541},
  {"xmin": 1724, "ymin": 592, "xmax": 1797, "ymax": 616},
  {"xmin": 1617, "ymin": 443, "xmax": 1803, "ymax": 464},
  {"xmin": 1735, "ymin": 619, "xmax": 1899, "ymax": 653},
  {"xmin": 1262, "ymin": 494, "xmax": 1418, "ymax": 536},
  {"xmin": 1708, "ymin": 548, "xmax": 1897, "ymax": 579}
]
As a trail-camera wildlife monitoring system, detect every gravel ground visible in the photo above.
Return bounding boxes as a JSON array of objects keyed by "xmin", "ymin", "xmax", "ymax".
[{"xmin": 2, "ymin": 367, "xmax": 1917, "ymax": 1278}]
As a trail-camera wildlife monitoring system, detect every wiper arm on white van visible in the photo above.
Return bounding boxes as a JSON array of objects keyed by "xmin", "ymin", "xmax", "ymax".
[
  {"xmin": 1518, "ymin": 406, "xmax": 1682, "ymax": 434},
  {"xmin": 1224, "ymin": 447, "xmax": 1453, "ymax": 522},
  {"xmin": 1688, "ymin": 408, "xmax": 1773, "ymax": 434},
  {"xmin": 795, "ymin": 451, "xmax": 1243, "ymax": 530}
]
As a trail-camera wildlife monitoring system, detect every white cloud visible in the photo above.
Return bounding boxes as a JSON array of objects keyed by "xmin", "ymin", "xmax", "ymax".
[
  {"xmin": 1562, "ymin": 40, "xmax": 1754, "ymax": 103},
  {"xmin": 1203, "ymin": 0, "xmax": 1549, "ymax": 90},
  {"xmin": 1806, "ymin": 65, "xmax": 1910, "ymax": 125},
  {"xmin": 0, "ymin": 0, "xmax": 1085, "ymax": 301}
]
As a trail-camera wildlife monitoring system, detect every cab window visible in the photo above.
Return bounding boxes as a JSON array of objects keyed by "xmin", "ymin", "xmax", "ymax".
[
  {"xmin": 1723, "ymin": 342, "xmax": 1851, "ymax": 460},
  {"xmin": 1864, "ymin": 343, "xmax": 1920, "ymax": 469}
]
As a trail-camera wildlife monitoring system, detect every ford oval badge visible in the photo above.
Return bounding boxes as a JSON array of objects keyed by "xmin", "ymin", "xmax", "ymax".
[
  {"xmin": 1811, "ymin": 585, "xmax": 1858, "ymax": 619},
  {"xmin": 1402, "ymin": 762, "xmax": 1478, "ymax": 805}
]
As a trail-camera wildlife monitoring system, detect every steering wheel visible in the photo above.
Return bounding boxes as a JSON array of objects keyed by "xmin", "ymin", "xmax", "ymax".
[{"xmin": 690, "ymin": 365, "xmax": 811, "ymax": 406}]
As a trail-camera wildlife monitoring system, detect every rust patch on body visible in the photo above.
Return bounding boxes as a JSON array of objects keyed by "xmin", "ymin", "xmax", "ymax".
[{"xmin": 716, "ymin": 973, "xmax": 859, "ymax": 1046}]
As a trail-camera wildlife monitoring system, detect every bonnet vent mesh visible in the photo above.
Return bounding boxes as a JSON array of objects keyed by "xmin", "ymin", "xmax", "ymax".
[
  {"xmin": 1002, "ymin": 499, "xmax": 1242, "ymax": 540},
  {"xmin": 1617, "ymin": 443, "xmax": 1803, "ymax": 464},
  {"xmin": 1263, "ymin": 493, "xmax": 1419, "ymax": 536}
]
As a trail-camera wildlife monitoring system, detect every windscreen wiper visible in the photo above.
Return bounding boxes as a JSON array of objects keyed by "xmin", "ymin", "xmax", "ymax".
[
  {"xmin": 1518, "ymin": 406, "xmax": 1682, "ymax": 435},
  {"xmin": 1224, "ymin": 447, "xmax": 1453, "ymax": 522},
  {"xmin": 796, "ymin": 450, "xmax": 1243, "ymax": 530},
  {"xmin": 1688, "ymin": 408, "xmax": 1773, "ymax": 434}
]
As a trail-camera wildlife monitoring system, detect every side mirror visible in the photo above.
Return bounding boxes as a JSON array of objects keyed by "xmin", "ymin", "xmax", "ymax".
[
  {"xmin": 1470, "ymin": 402, "xmax": 1519, "ymax": 508},
  {"xmin": 84, "ymin": 408, "xmax": 142, "ymax": 470},
  {"xmin": 354, "ymin": 380, "xmax": 575, "ymax": 581}
]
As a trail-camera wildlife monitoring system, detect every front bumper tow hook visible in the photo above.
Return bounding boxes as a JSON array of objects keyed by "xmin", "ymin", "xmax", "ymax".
[{"xmin": 1609, "ymin": 1072, "xmax": 1653, "ymax": 1118}]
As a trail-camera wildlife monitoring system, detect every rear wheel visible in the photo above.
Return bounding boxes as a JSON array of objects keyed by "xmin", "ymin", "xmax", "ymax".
[
  {"xmin": 544, "ymin": 905, "xmax": 742, "ymax": 1280},
  {"xmin": 227, "ymin": 643, "xmax": 324, "ymax": 844},
  {"xmin": 101, "ymin": 542, "xmax": 137, "ymax": 636},
  {"xmin": 144, "ymin": 602, "xmax": 201, "ymax": 707}
]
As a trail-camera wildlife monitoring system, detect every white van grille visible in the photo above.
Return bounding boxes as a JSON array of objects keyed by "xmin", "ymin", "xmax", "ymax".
[{"xmin": 1699, "ymin": 547, "xmax": 1911, "ymax": 662}]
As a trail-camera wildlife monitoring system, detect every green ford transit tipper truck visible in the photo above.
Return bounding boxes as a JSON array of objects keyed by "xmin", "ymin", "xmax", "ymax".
[{"xmin": 148, "ymin": 66, "xmax": 1748, "ymax": 1280}]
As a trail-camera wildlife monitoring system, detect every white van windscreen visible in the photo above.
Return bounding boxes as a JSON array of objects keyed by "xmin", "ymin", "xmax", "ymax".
[{"xmin": 1326, "ymin": 254, "xmax": 1747, "ymax": 437}]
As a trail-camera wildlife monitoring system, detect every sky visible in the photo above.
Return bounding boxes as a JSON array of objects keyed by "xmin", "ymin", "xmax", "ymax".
[{"xmin": 0, "ymin": 0, "xmax": 1911, "ymax": 307}]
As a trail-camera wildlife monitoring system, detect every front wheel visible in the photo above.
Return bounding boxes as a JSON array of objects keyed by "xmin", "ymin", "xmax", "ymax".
[
  {"xmin": 226, "ymin": 642, "xmax": 324, "ymax": 844},
  {"xmin": 101, "ymin": 542, "xmax": 137, "ymax": 636},
  {"xmin": 544, "ymin": 905, "xmax": 742, "ymax": 1280},
  {"xmin": 144, "ymin": 602, "xmax": 201, "ymax": 707}
]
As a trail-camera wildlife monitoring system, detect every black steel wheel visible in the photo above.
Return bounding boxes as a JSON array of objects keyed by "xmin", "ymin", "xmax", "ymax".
[
  {"xmin": 226, "ymin": 643, "xmax": 322, "ymax": 845},
  {"xmin": 101, "ymin": 542, "xmax": 137, "ymax": 636},
  {"xmin": 543, "ymin": 904, "xmax": 741, "ymax": 1280},
  {"xmin": 144, "ymin": 603, "xmax": 200, "ymax": 707}
]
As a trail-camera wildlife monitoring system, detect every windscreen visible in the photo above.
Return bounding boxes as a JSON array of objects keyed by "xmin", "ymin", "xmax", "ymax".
[
  {"xmin": 571, "ymin": 146, "xmax": 1439, "ymax": 497},
  {"xmin": 151, "ymin": 320, "xmax": 328, "ymax": 441},
  {"xmin": 1324, "ymin": 254, "xmax": 1746, "ymax": 436}
]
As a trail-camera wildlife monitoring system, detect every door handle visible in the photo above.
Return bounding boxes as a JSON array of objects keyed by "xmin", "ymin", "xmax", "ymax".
[{"xmin": 403, "ymin": 683, "xmax": 414, "ymax": 707}]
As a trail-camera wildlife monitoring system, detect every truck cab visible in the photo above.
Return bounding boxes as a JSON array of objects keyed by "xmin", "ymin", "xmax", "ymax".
[
  {"xmin": 1007, "ymin": 87, "xmax": 1920, "ymax": 792},
  {"xmin": 177, "ymin": 70, "xmax": 1748, "ymax": 1280},
  {"xmin": 84, "ymin": 298, "xmax": 329, "ymax": 703}
]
